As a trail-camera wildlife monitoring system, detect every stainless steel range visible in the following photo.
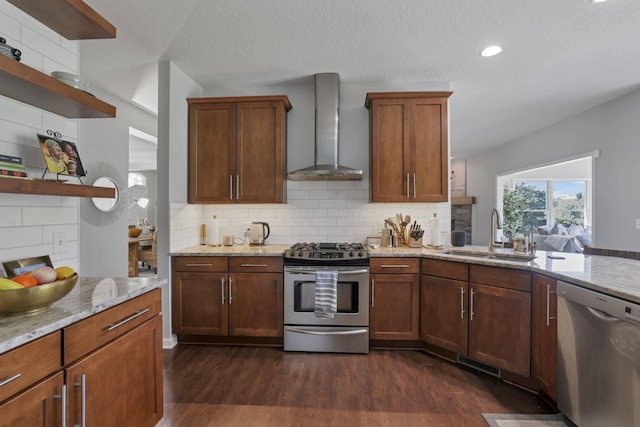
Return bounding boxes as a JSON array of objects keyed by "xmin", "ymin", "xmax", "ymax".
[{"xmin": 283, "ymin": 242, "xmax": 370, "ymax": 354}]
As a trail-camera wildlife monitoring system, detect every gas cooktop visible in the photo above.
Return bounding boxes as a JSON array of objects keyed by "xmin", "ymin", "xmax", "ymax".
[{"xmin": 284, "ymin": 242, "xmax": 368, "ymax": 261}]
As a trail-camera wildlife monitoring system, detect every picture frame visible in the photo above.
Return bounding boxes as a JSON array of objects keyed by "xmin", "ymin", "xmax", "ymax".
[
  {"xmin": 3, "ymin": 255, "xmax": 53, "ymax": 277},
  {"xmin": 38, "ymin": 133, "xmax": 86, "ymax": 177}
]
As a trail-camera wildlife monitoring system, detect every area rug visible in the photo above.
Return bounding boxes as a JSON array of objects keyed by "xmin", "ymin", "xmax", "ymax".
[{"xmin": 482, "ymin": 413, "xmax": 574, "ymax": 427}]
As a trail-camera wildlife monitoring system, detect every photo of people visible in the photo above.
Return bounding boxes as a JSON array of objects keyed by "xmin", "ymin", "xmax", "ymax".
[{"xmin": 38, "ymin": 134, "xmax": 86, "ymax": 177}]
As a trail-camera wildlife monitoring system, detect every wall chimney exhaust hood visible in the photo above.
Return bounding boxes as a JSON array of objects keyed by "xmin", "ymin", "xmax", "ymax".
[{"xmin": 288, "ymin": 73, "xmax": 363, "ymax": 181}]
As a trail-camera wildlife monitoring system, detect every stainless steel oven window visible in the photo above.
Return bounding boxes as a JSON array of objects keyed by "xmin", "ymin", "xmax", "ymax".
[{"xmin": 293, "ymin": 280, "xmax": 359, "ymax": 313}]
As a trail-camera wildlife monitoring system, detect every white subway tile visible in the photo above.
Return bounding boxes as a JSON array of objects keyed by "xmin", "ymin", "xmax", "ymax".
[
  {"xmin": 0, "ymin": 207, "xmax": 22, "ymax": 226},
  {"xmin": 22, "ymin": 27, "xmax": 77, "ymax": 69},
  {"xmin": 308, "ymin": 190, "xmax": 336, "ymax": 200},
  {"xmin": 318, "ymin": 199, "xmax": 346, "ymax": 208}
]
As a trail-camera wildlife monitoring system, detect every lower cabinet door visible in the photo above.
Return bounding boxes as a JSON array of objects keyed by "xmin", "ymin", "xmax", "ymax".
[
  {"xmin": 66, "ymin": 316, "xmax": 163, "ymax": 427},
  {"xmin": 468, "ymin": 283, "xmax": 531, "ymax": 377},
  {"xmin": 370, "ymin": 273, "xmax": 420, "ymax": 340},
  {"xmin": 228, "ymin": 272, "xmax": 283, "ymax": 337},
  {"xmin": 421, "ymin": 275, "xmax": 468, "ymax": 354},
  {"xmin": 0, "ymin": 372, "xmax": 64, "ymax": 427},
  {"xmin": 173, "ymin": 271, "xmax": 228, "ymax": 335}
]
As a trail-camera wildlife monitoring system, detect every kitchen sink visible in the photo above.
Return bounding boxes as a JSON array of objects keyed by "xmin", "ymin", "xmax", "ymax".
[{"xmin": 438, "ymin": 248, "xmax": 536, "ymax": 262}]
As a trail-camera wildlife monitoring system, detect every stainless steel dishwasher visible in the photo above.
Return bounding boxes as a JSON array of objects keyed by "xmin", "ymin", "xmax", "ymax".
[{"xmin": 557, "ymin": 280, "xmax": 640, "ymax": 427}]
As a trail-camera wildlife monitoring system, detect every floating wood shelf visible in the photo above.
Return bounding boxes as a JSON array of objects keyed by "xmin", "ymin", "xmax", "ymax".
[
  {"xmin": 7, "ymin": 0, "xmax": 116, "ymax": 40},
  {"xmin": 0, "ymin": 178, "xmax": 115, "ymax": 198},
  {"xmin": 0, "ymin": 55, "xmax": 116, "ymax": 118}
]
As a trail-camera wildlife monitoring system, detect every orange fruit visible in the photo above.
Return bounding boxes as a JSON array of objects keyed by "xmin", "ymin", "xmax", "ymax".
[{"xmin": 12, "ymin": 275, "xmax": 38, "ymax": 288}]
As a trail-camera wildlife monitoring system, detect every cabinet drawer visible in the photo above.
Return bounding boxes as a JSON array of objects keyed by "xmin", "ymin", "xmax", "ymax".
[
  {"xmin": 421, "ymin": 258, "xmax": 468, "ymax": 281},
  {"xmin": 63, "ymin": 288, "xmax": 161, "ymax": 364},
  {"xmin": 470, "ymin": 265, "xmax": 531, "ymax": 292},
  {"xmin": 174, "ymin": 256, "xmax": 227, "ymax": 272},
  {"xmin": 370, "ymin": 258, "xmax": 420, "ymax": 274},
  {"xmin": 228, "ymin": 256, "xmax": 283, "ymax": 273},
  {"xmin": 0, "ymin": 332, "xmax": 61, "ymax": 403}
]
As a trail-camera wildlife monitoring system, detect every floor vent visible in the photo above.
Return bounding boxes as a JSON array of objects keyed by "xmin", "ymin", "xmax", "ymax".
[{"xmin": 456, "ymin": 355, "xmax": 501, "ymax": 378}]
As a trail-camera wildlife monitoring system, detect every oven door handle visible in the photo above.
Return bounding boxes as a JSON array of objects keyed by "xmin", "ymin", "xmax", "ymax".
[
  {"xmin": 285, "ymin": 327, "xmax": 369, "ymax": 336},
  {"xmin": 285, "ymin": 268, "xmax": 369, "ymax": 276}
]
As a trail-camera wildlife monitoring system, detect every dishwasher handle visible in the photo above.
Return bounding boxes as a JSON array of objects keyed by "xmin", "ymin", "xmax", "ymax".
[{"xmin": 586, "ymin": 306, "xmax": 621, "ymax": 323}]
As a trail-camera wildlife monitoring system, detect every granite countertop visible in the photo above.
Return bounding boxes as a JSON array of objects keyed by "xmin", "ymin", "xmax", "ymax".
[
  {"xmin": 172, "ymin": 243, "xmax": 640, "ymax": 304},
  {"xmin": 0, "ymin": 276, "xmax": 166, "ymax": 355}
]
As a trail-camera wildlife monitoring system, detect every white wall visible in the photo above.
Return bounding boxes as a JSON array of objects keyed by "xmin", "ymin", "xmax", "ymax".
[
  {"xmin": 78, "ymin": 87, "xmax": 156, "ymax": 277},
  {"xmin": 466, "ymin": 87, "xmax": 640, "ymax": 251},
  {"xmin": 0, "ymin": 3, "xmax": 81, "ymax": 275}
]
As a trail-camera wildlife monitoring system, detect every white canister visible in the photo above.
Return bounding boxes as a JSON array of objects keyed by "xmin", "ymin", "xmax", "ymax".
[
  {"xmin": 207, "ymin": 215, "xmax": 220, "ymax": 246},
  {"xmin": 429, "ymin": 213, "xmax": 442, "ymax": 247}
]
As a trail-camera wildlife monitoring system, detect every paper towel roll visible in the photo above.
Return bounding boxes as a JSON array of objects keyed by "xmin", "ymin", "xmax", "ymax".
[
  {"xmin": 429, "ymin": 213, "xmax": 441, "ymax": 247},
  {"xmin": 207, "ymin": 215, "xmax": 220, "ymax": 246}
]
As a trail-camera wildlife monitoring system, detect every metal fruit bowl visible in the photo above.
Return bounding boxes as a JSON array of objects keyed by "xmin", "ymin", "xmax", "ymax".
[{"xmin": 0, "ymin": 274, "xmax": 78, "ymax": 316}]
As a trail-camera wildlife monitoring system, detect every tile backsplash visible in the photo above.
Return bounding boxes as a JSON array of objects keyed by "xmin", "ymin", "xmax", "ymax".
[{"xmin": 170, "ymin": 180, "xmax": 451, "ymax": 250}]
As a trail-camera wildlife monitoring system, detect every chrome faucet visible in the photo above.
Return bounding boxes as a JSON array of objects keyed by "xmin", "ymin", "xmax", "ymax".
[
  {"xmin": 489, "ymin": 208, "xmax": 502, "ymax": 252},
  {"xmin": 525, "ymin": 221, "xmax": 537, "ymax": 256}
]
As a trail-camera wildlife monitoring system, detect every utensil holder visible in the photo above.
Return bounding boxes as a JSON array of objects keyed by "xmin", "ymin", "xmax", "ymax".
[{"xmin": 408, "ymin": 236, "xmax": 423, "ymax": 248}]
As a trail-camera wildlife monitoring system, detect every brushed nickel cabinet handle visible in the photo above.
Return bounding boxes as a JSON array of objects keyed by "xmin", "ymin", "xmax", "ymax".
[
  {"xmin": 229, "ymin": 175, "xmax": 233, "ymax": 200},
  {"xmin": 221, "ymin": 277, "xmax": 226, "ymax": 305},
  {"xmin": 546, "ymin": 285, "xmax": 557, "ymax": 326},
  {"xmin": 240, "ymin": 264, "xmax": 269, "ymax": 267},
  {"xmin": 236, "ymin": 175, "xmax": 240, "ymax": 198},
  {"xmin": 107, "ymin": 308, "xmax": 150, "ymax": 331},
  {"xmin": 406, "ymin": 173, "xmax": 410, "ymax": 198},
  {"xmin": 186, "ymin": 263, "xmax": 213, "ymax": 267},
  {"xmin": 0, "ymin": 373, "xmax": 20, "ymax": 387},
  {"xmin": 74, "ymin": 374, "xmax": 86, "ymax": 427},
  {"xmin": 380, "ymin": 264, "xmax": 410, "ymax": 268},
  {"xmin": 54, "ymin": 384, "xmax": 67, "ymax": 427},
  {"xmin": 470, "ymin": 288, "xmax": 475, "ymax": 321},
  {"xmin": 371, "ymin": 279, "xmax": 375, "ymax": 308},
  {"xmin": 413, "ymin": 172, "xmax": 416, "ymax": 198},
  {"xmin": 460, "ymin": 287, "xmax": 465, "ymax": 319},
  {"xmin": 229, "ymin": 278, "xmax": 233, "ymax": 304}
]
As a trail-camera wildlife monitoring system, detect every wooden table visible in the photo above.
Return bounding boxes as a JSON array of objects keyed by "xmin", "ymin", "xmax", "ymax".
[{"xmin": 129, "ymin": 235, "xmax": 153, "ymax": 277}]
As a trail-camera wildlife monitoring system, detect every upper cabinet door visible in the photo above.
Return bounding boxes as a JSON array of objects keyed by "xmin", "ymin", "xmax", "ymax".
[
  {"xmin": 366, "ymin": 92, "xmax": 452, "ymax": 203},
  {"xmin": 410, "ymin": 97, "xmax": 449, "ymax": 202},
  {"xmin": 236, "ymin": 101, "xmax": 287, "ymax": 203},
  {"xmin": 188, "ymin": 102, "xmax": 236, "ymax": 203},
  {"xmin": 369, "ymin": 98, "xmax": 411, "ymax": 202}
]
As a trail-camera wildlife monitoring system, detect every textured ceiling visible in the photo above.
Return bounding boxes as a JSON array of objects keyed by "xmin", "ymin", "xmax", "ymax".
[{"xmin": 81, "ymin": 0, "xmax": 640, "ymax": 157}]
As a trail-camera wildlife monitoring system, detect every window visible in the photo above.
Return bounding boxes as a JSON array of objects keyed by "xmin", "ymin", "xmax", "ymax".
[
  {"xmin": 512, "ymin": 180, "xmax": 587, "ymax": 228},
  {"xmin": 497, "ymin": 155, "xmax": 594, "ymax": 239}
]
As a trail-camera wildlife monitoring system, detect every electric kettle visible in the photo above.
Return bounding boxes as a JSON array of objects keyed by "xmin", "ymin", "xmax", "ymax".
[{"xmin": 249, "ymin": 222, "xmax": 270, "ymax": 245}]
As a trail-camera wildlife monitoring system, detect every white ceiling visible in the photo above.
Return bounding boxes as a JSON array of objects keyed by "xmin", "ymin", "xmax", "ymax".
[{"xmin": 81, "ymin": 0, "xmax": 640, "ymax": 158}]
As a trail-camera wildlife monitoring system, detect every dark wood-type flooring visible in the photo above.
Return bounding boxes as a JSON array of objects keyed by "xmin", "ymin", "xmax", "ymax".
[{"xmin": 157, "ymin": 345, "xmax": 554, "ymax": 427}]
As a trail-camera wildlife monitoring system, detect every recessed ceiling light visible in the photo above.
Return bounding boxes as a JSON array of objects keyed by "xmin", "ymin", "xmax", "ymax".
[
  {"xmin": 480, "ymin": 45, "xmax": 503, "ymax": 57},
  {"xmin": 591, "ymin": 0, "xmax": 607, "ymax": 3}
]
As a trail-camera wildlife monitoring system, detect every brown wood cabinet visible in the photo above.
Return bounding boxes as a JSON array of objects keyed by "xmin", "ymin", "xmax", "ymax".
[
  {"xmin": 63, "ymin": 288, "xmax": 163, "ymax": 427},
  {"xmin": 172, "ymin": 256, "xmax": 284, "ymax": 338},
  {"xmin": 0, "ymin": 372, "xmax": 64, "ymax": 427},
  {"xmin": 421, "ymin": 260, "xmax": 532, "ymax": 377},
  {"xmin": 365, "ymin": 92, "xmax": 452, "ymax": 202},
  {"xmin": 0, "ymin": 289, "xmax": 162, "ymax": 427},
  {"xmin": 421, "ymin": 259, "xmax": 469, "ymax": 354},
  {"xmin": 370, "ymin": 258, "xmax": 420, "ymax": 340},
  {"xmin": 187, "ymin": 96, "xmax": 291, "ymax": 204},
  {"xmin": 531, "ymin": 273, "xmax": 558, "ymax": 401}
]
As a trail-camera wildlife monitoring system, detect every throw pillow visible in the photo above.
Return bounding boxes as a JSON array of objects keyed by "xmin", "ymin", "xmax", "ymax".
[
  {"xmin": 554, "ymin": 223, "xmax": 569, "ymax": 235},
  {"xmin": 575, "ymin": 232, "xmax": 592, "ymax": 246},
  {"xmin": 569, "ymin": 224, "xmax": 585, "ymax": 237},
  {"xmin": 537, "ymin": 224, "xmax": 553, "ymax": 235}
]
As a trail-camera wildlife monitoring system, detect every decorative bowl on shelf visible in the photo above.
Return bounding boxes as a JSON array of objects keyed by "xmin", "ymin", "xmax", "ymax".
[
  {"xmin": 50, "ymin": 71, "xmax": 89, "ymax": 92},
  {"xmin": 0, "ymin": 274, "xmax": 78, "ymax": 316},
  {"xmin": 128, "ymin": 227, "xmax": 142, "ymax": 238}
]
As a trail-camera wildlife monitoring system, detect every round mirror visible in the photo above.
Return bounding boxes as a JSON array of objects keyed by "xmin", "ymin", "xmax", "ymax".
[{"xmin": 91, "ymin": 177, "xmax": 120, "ymax": 212}]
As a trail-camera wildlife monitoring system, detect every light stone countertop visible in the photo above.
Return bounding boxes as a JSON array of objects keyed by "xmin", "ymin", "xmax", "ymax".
[
  {"xmin": 172, "ymin": 243, "xmax": 640, "ymax": 304},
  {"xmin": 0, "ymin": 276, "xmax": 166, "ymax": 355}
]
